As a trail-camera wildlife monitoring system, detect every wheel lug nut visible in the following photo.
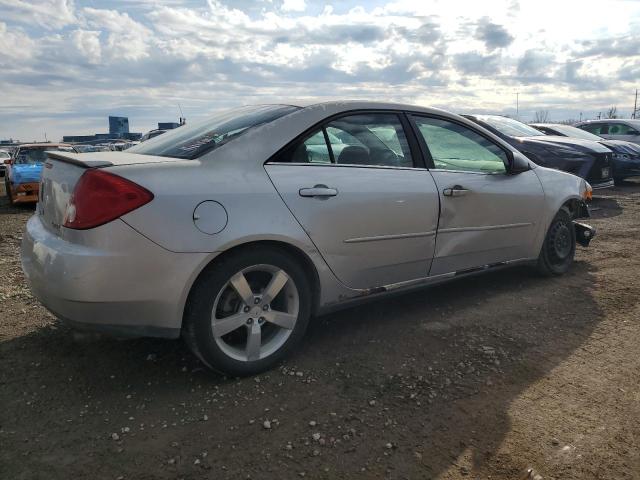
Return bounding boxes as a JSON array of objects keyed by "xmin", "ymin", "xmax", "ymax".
[
  {"xmin": 258, "ymin": 317, "xmax": 265, "ymax": 324},
  {"xmin": 243, "ymin": 306, "xmax": 250, "ymax": 313},
  {"xmin": 262, "ymin": 304, "xmax": 269, "ymax": 311},
  {"xmin": 247, "ymin": 318, "xmax": 253, "ymax": 325},
  {"xmin": 254, "ymin": 298, "xmax": 260, "ymax": 305}
]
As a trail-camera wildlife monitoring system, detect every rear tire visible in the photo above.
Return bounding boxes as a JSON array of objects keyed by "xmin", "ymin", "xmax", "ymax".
[
  {"xmin": 183, "ymin": 246, "xmax": 311, "ymax": 376},
  {"xmin": 536, "ymin": 207, "xmax": 576, "ymax": 276}
]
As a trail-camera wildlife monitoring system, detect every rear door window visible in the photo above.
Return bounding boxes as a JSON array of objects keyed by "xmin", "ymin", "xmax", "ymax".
[
  {"xmin": 272, "ymin": 113, "xmax": 415, "ymax": 168},
  {"xmin": 326, "ymin": 114, "xmax": 414, "ymax": 167}
]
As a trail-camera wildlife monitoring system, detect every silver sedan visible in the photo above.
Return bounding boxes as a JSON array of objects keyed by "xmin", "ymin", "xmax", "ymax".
[{"xmin": 21, "ymin": 101, "xmax": 595, "ymax": 376}]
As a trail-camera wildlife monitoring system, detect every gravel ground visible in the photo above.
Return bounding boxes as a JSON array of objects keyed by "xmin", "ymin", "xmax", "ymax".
[{"xmin": 1, "ymin": 179, "xmax": 639, "ymax": 479}]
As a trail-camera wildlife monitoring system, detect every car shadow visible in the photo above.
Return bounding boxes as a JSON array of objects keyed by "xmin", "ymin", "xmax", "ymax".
[{"xmin": 0, "ymin": 260, "xmax": 602, "ymax": 479}]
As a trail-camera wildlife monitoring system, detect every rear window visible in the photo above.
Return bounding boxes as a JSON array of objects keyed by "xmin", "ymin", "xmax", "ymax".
[{"xmin": 129, "ymin": 105, "xmax": 299, "ymax": 159}]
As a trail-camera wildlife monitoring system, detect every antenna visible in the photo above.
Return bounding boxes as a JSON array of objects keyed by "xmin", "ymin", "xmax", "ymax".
[{"xmin": 178, "ymin": 103, "xmax": 185, "ymax": 125}]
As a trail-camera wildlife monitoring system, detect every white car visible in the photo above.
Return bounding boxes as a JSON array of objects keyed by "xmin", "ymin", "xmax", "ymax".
[{"xmin": 576, "ymin": 119, "xmax": 640, "ymax": 146}]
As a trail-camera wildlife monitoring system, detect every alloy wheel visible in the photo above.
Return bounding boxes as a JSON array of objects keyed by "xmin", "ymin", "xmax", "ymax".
[{"xmin": 211, "ymin": 264, "xmax": 299, "ymax": 362}]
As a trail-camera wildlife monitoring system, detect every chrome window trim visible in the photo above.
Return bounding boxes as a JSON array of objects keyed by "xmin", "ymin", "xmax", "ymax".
[
  {"xmin": 265, "ymin": 162, "xmax": 429, "ymax": 171},
  {"xmin": 428, "ymin": 168, "xmax": 509, "ymax": 176}
]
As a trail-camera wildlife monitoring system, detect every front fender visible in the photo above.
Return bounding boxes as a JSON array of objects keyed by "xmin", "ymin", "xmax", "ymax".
[{"xmin": 533, "ymin": 166, "xmax": 589, "ymax": 252}]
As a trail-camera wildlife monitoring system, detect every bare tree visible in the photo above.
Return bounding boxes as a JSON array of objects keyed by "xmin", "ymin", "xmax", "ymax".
[
  {"xmin": 558, "ymin": 118, "xmax": 578, "ymax": 125},
  {"xmin": 533, "ymin": 110, "xmax": 550, "ymax": 123},
  {"xmin": 606, "ymin": 106, "xmax": 618, "ymax": 119}
]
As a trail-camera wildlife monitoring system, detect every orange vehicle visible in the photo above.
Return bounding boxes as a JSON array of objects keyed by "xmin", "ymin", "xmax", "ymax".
[{"xmin": 4, "ymin": 143, "xmax": 77, "ymax": 205}]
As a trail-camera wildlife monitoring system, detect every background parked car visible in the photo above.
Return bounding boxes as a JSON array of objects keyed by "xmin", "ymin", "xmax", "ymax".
[
  {"xmin": 575, "ymin": 119, "xmax": 640, "ymax": 146},
  {"xmin": 73, "ymin": 144, "xmax": 111, "ymax": 153},
  {"xmin": 532, "ymin": 123, "xmax": 640, "ymax": 184},
  {"xmin": 5, "ymin": 143, "xmax": 77, "ymax": 205},
  {"xmin": 140, "ymin": 129, "xmax": 168, "ymax": 142},
  {"xmin": 0, "ymin": 149, "xmax": 11, "ymax": 177},
  {"xmin": 464, "ymin": 115, "xmax": 614, "ymax": 189}
]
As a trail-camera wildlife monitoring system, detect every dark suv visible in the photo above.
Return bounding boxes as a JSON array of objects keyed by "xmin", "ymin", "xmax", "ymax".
[{"xmin": 464, "ymin": 115, "xmax": 614, "ymax": 189}]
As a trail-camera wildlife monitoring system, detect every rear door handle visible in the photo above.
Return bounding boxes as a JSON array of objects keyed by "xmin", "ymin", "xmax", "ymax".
[
  {"xmin": 443, "ymin": 185, "xmax": 469, "ymax": 197},
  {"xmin": 299, "ymin": 184, "xmax": 338, "ymax": 198}
]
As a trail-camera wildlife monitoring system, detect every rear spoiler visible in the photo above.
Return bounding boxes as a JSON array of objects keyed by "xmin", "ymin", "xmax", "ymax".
[
  {"xmin": 46, "ymin": 151, "xmax": 113, "ymax": 168},
  {"xmin": 46, "ymin": 150, "xmax": 182, "ymax": 168}
]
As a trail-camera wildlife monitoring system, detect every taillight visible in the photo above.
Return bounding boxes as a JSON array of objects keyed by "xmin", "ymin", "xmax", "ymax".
[{"xmin": 63, "ymin": 169, "xmax": 153, "ymax": 230}]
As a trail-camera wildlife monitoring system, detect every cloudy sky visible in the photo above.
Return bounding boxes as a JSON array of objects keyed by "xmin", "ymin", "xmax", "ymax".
[{"xmin": 1, "ymin": 0, "xmax": 639, "ymax": 141}]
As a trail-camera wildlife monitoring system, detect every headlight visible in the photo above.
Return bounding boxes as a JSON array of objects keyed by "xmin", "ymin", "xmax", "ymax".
[
  {"xmin": 612, "ymin": 152, "xmax": 630, "ymax": 161},
  {"xmin": 581, "ymin": 180, "xmax": 593, "ymax": 201}
]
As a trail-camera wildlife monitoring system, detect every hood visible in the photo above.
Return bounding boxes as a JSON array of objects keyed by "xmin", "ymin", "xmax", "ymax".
[
  {"xmin": 514, "ymin": 135, "xmax": 611, "ymax": 154},
  {"xmin": 11, "ymin": 163, "xmax": 43, "ymax": 184},
  {"xmin": 597, "ymin": 139, "xmax": 640, "ymax": 155}
]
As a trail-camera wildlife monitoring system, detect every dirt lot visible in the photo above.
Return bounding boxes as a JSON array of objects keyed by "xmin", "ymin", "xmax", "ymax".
[{"xmin": 1, "ymin": 179, "xmax": 639, "ymax": 480}]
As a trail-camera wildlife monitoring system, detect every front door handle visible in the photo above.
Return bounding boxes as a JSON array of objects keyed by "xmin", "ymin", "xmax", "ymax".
[
  {"xmin": 443, "ymin": 185, "xmax": 469, "ymax": 197},
  {"xmin": 299, "ymin": 184, "xmax": 338, "ymax": 198}
]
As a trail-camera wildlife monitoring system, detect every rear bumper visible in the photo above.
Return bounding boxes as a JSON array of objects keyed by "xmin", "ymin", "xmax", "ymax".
[
  {"xmin": 21, "ymin": 215, "xmax": 209, "ymax": 338},
  {"xmin": 10, "ymin": 181, "xmax": 39, "ymax": 203}
]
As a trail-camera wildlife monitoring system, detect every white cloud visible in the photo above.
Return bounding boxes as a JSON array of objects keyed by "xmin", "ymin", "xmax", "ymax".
[
  {"xmin": 83, "ymin": 7, "xmax": 152, "ymax": 61},
  {"xmin": 281, "ymin": 0, "xmax": 306, "ymax": 12},
  {"xmin": 0, "ymin": 0, "xmax": 639, "ymax": 141},
  {"xmin": 0, "ymin": 22, "xmax": 36, "ymax": 63},
  {"xmin": 71, "ymin": 29, "xmax": 102, "ymax": 64},
  {"xmin": 0, "ymin": 0, "xmax": 76, "ymax": 30}
]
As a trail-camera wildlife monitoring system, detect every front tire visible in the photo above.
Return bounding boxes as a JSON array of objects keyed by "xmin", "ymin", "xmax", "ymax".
[
  {"xmin": 183, "ymin": 247, "xmax": 311, "ymax": 376},
  {"xmin": 536, "ymin": 207, "xmax": 576, "ymax": 276}
]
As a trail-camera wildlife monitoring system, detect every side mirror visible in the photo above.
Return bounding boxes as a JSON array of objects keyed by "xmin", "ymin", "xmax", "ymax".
[{"xmin": 509, "ymin": 151, "xmax": 531, "ymax": 174}]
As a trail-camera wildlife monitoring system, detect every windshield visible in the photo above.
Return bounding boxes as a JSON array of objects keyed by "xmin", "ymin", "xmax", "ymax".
[
  {"xmin": 548, "ymin": 125, "xmax": 603, "ymax": 141},
  {"xmin": 477, "ymin": 115, "xmax": 546, "ymax": 137},
  {"xmin": 129, "ymin": 105, "xmax": 300, "ymax": 159},
  {"xmin": 15, "ymin": 147, "xmax": 75, "ymax": 164}
]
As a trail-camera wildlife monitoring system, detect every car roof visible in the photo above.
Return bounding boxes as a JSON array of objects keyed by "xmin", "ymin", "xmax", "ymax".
[
  {"xmin": 283, "ymin": 99, "xmax": 451, "ymax": 116},
  {"xmin": 577, "ymin": 119, "xmax": 640, "ymax": 125}
]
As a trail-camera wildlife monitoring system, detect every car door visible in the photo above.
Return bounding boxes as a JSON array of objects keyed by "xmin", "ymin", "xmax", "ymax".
[
  {"xmin": 409, "ymin": 115, "xmax": 545, "ymax": 276},
  {"xmin": 265, "ymin": 112, "xmax": 440, "ymax": 290}
]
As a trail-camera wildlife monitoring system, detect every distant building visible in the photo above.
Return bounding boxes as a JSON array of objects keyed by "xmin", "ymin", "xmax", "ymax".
[
  {"xmin": 63, "ymin": 117, "xmax": 141, "ymax": 144},
  {"xmin": 109, "ymin": 116, "xmax": 130, "ymax": 135}
]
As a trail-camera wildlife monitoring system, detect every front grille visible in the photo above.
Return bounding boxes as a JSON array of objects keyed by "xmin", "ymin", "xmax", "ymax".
[{"xmin": 587, "ymin": 152, "xmax": 612, "ymax": 183}]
